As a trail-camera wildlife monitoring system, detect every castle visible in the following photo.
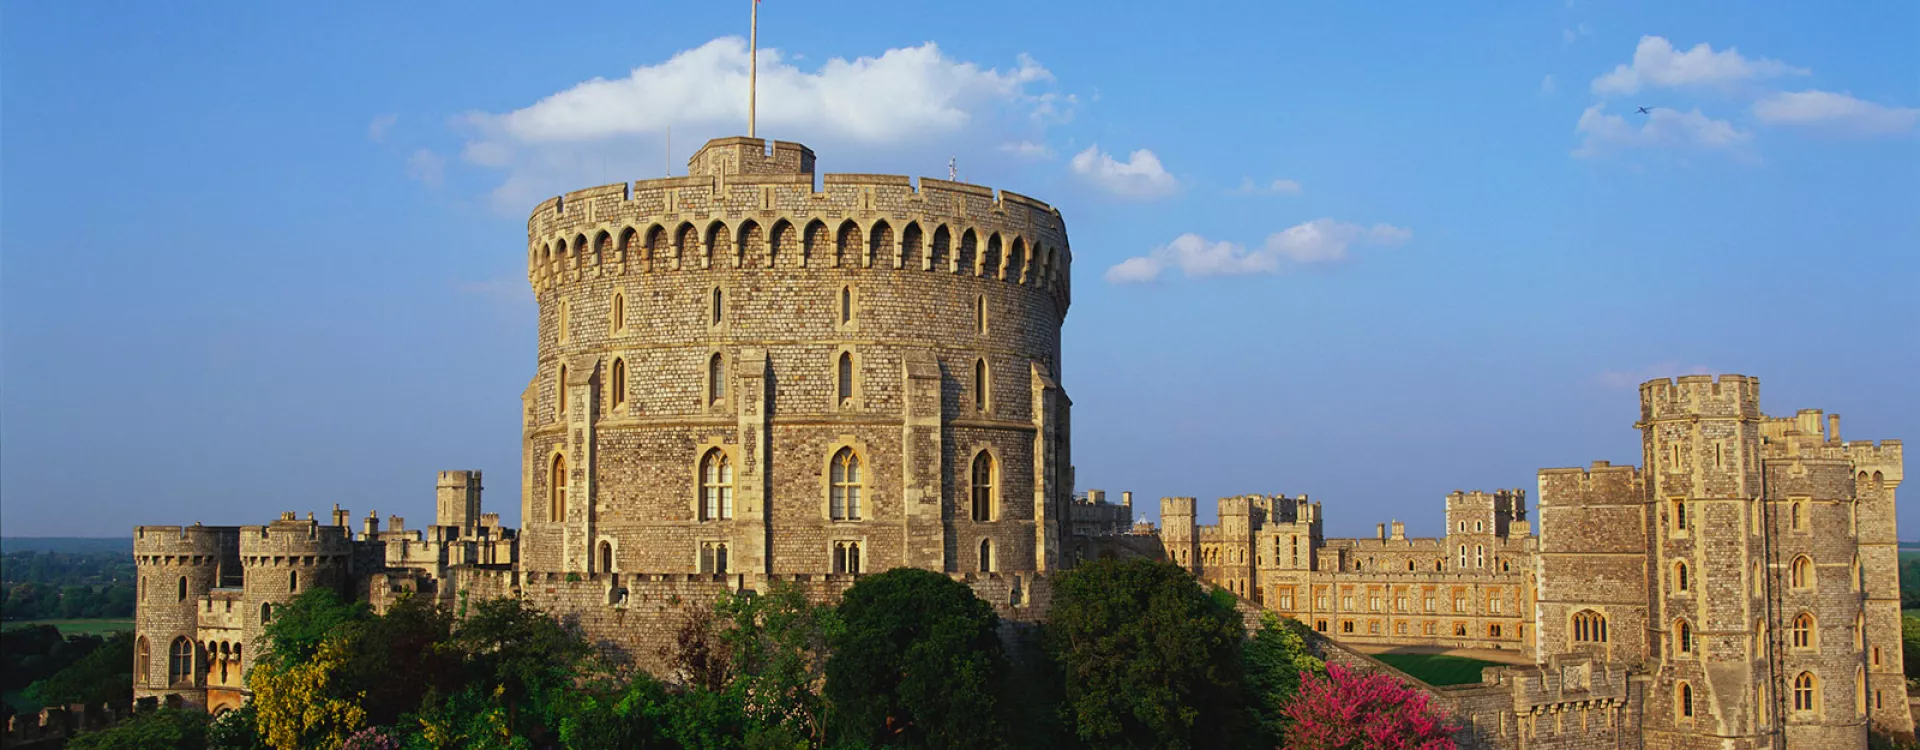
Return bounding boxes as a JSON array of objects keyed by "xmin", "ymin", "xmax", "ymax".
[
  {"xmin": 131, "ymin": 137, "xmax": 1908, "ymax": 747},
  {"xmin": 1163, "ymin": 375, "xmax": 1910, "ymax": 747},
  {"xmin": 135, "ymin": 135, "xmax": 1074, "ymax": 714}
]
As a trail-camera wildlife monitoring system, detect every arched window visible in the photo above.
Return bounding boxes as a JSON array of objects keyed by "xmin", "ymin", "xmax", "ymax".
[
  {"xmin": 135, "ymin": 637, "xmax": 151, "ymax": 684},
  {"xmin": 1475, "ymin": 544, "xmax": 1485, "ymax": 568},
  {"xmin": 972, "ymin": 358, "xmax": 988, "ymax": 411},
  {"xmin": 177, "ymin": 576, "xmax": 187, "ymax": 602},
  {"xmin": 1793, "ymin": 612, "xmax": 1815, "ymax": 650},
  {"xmin": 975, "ymin": 296, "xmax": 987, "ymax": 334},
  {"xmin": 708, "ymin": 353, "xmax": 726, "ymax": 404},
  {"xmin": 168, "ymin": 637, "xmax": 194, "ymax": 686},
  {"xmin": 1857, "ymin": 666, "xmax": 1868, "ymax": 715},
  {"xmin": 834, "ymin": 541, "xmax": 862, "ymax": 574},
  {"xmin": 971, "ymin": 452, "xmax": 995, "ymax": 522},
  {"xmin": 550, "ymin": 454, "xmax": 568, "ymax": 522},
  {"xmin": 599, "ymin": 541, "xmax": 614, "ymax": 572},
  {"xmin": 700, "ymin": 542, "xmax": 730, "ymax": 574},
  {"xmin": 1676, "ymin": 619, "xmax": 1693, "ymax": 654},
  {"xmin": 288, "ymin": 570, "xmax": 298, "ymax": 593},
  {"xmin": 1675, "ymin": 561, "xmax": 1689, "ymax": 592},
  {"xmin": 1791, "ymin": 500, "xmax": 1805, "ymax": 530},
  {"xmin": 837, "ymin": 352, "xmax": 854, "ymax": 405},
  {"xmin": 829, "ymin": 447, "xmax": 862, "ymax": 520},
  {"xmin": 1793, "ymin": 672, "xmax": 1817, "ymax": 713},
  {"xmin": 261, "ymin": 602, "xmax": 272, "ymax": 623},
  {"xmin": 979, "ymin": 539, "xmax": 993, "ymax": 572},
  {"xmin": 611, "ymin": 292, "xmax": 626, "ymax": 332},
  {"xmin": 1574, "ymin": 609, "xmax": 1605, "ymax": 644},
  {"xmin": 557, "ymin": 364, "xmax": 569, "ymax": 416},
  {"xmin": 1791, "ymin": 555, "xmax": 1813, "ymax": 589},
  {"xmin": 611, "ymin": 358, "xmax": 627, "ymax": 410},
  {"xmin": 700, "ymin": 449, "xmax": 733, "ymax": 521},
  {"xmin": 1673, "ymin": 498, "xmax": 1688, "ymax": 531},
  {"xmin": 558, "ymin": 300, "xmax": 570, "ymax": 342},
  {"xmin": 840, "ymin": 286, "xmax": 853, "ymax": 325},
  {"xmin": 711, "ymin": 288, "xmax": 724, "ymax": 325},
  {"xmin": 1678, "ymin": 682, "xmax": 1694, "ymax": 718}
]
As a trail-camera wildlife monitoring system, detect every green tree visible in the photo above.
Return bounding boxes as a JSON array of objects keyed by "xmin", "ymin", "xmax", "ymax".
[
  {"xmin": 24, "ymin": 630, "xmax": 134, "ymax": 707},
  {"xmin": 437, "ymin": 596, "xmax": 593, "ymax": 743},
  {"xmin": 206, "ymin": 703, "xmax": 266, "ymax": 750},
  {"xmin": 66, "ymin": 707, "xmax": 209, "ymax": 750},
  {"xmin": 248, "ymin": 636, "xmax": 369, "ymax": 750},
  {"xmin": 1046, "ymin": 558, "xmax": 1249, "ymax": 749},
  {"xmin": 826, "ymin": 568, "xmax": 1005, "ymax": 749},
  {"xmin": 257, "ymin": 588, "xmax": 371, "ymax": 669},
  {"xmin": 339, "ymin": 594, "xmax": 455, "ymax": 727},
  {"xmin": 1241, "ymin": 611, "xmax": 1325, "ymax": 743},
  {"xmin": 717, "ymin": 583, "xmax": 840, "ymax": 744}
]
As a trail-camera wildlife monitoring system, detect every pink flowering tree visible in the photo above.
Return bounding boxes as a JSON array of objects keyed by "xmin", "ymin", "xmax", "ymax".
[{"xmin": 1279, "ymin": 664, "xmax": 1459, "ymax": 750}]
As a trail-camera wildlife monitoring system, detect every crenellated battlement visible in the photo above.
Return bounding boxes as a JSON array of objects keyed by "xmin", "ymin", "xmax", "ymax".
[
  {"xmin": 238, "ymin": 518, "xmax": 354, "ymax": 563},
  {"xmin": 134, "ymin": 525, "xmax": 240, "ymax": 563},
  {"xmin": 1638, "ymin": 373, "xmax": 1761, "ymax": 422},
  {"xmin": 525, "ymin": 137, "xmax": 1072, "ymax": 310}
]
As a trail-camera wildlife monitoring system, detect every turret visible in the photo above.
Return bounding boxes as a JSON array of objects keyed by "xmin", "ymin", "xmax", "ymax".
[
  {"xmin": 133, "ymin": 524, "xmax": 241, "ymax": 705},
  {"xmin": 436, "ymin": 470, "xmax": 484, "ymax": 536},
  {"xmin": 1160, "ymin": 497, "xmax": 1198, "ymax": 570}
]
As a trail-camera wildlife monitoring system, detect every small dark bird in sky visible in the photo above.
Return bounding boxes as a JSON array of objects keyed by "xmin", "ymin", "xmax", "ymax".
[{"xmin": 1636, "ymin": 106, "xmax": 1652, "ymax": 114}]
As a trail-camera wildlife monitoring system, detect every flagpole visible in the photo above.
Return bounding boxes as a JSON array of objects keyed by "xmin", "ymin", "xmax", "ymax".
[{"xmin": 748, "ymin": 0, "xmax": 758, "ymax": 138}]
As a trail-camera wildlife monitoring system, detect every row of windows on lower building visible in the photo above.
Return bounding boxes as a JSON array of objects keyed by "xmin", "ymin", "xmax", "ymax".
[
  {"xmin": 546, "ymin": 447, "xmax": 1004, "ymax": 524},
  {"xmin": 633, "ymin": 537, "xmax": 1001, "ymax": 575},
  {"xmin": 1254, "ymin": 590, "xmax": 1509, "ymax": 615},
  {"xmin": 1674, "ymin": 670, "xmax": 1885, "ymax": 722},
  {"xmin": 1310, "ymin": 619, "xmax": 1515, "ymax": 639}
]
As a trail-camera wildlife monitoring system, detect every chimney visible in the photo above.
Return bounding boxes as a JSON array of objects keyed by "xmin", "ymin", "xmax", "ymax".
[
  {"xmin": 1122, "ymin": 491, "xmax": 1133, "ymax": 508},
  {"xmin": 1828, "ymin": 413, "xmax": 1841, "ymax": 443},
  {"xmin": 363, "ymin": 511, "xmax": 378, "ymax": 538},
  {"xmin": 1390, "ymin": 520, "xmax": 1406, "ymax": 541},
  {"xmin": 1376, "ymin": 523, "xmax": 1386, "ymax": 541}
]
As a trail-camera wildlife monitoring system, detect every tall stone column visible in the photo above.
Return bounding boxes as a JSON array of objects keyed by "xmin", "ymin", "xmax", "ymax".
[
  {"xmin": 1031, "ymin": 362, "xmax": 1064, "ymax": 572},
  {"xmin": 901, "ymin": 350, "xmax": 946, "ymax": 570},
  {"xmin": 734, "ymin": 349, "xmax": 772, "ymax": 577},
  {"xmin": 561, "ymin": 357, "xmax": 598, "ymax": 573}
]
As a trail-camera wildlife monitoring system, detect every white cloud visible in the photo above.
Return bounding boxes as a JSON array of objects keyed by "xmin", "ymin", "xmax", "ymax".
[
  {"xmin": 1562, "ymin": 23, "xmax": 1590, "ymax": 44},
  {"xmin": 458, "ymin": 37, "xmax": 1066, "ymax": 212},
  {"xmin": 1070, "ymin": 145, "xmax": 1177, "ymax": 199},
  {"xmin": 1233, "ymin": 177, "xmax": 1303, "ymax": 196},
  {"xmin": 1753, "ymin": 90, "xmax": 1920, "ymax": 135},
  {"xmin": 368, "ymin": 114, "xmax": 398, "ymax": 142},
  {"xmin": 1596, "ymin": 363, "xmax": 1712, "ymax": 390},
  {"xmin": 406, "ymin": 149, "xmax": 447, "ymax": 186},
  {"xmin": 1573, "ymin": 104, "xmax": 1749, "ymax": 157},
  {"xmin": 1592, "ymin": 36, "xmax": 1805, "ymax": 95},
  {"xmin": 1105, "ymin": 219, "xmax": 1410, "ymax": 284},
  {"xmin": 998, "ymin": 140, "xmax": 1054, "ymax": 159},
  {"xmin": 1541, "ymin": 74, "xmax": 1558, "ymax": 94}
]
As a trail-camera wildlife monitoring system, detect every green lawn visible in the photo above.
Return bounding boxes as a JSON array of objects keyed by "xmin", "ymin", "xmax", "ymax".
[
  {"xmin": 2, "ymin": 618, "xmax": 133, "ymax": 636},
  {"xmin": 1371, "ymin": 653, "xmax": 1499, "ymax": 686}
]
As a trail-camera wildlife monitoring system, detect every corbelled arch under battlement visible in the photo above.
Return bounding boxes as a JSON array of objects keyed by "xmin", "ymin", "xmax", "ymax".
[{"xmin": 523, "ymin": 138, "xmax": 1073, "ymax": 310}]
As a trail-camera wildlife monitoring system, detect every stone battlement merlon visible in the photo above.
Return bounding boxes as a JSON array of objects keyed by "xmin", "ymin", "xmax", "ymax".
[
  {"xmin": 134, "ymin": 525, "xmax": 241, "ymax": 558},
  {"xmin": 524, "ymin": 138, "xmax": 1072, "ymax": 310},
  {"xmin": 1638, "ymin": 373, "xmax": 1761, "ymax": 422}
]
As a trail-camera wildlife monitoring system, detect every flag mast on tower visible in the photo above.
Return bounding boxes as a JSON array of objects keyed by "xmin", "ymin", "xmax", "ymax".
[{"xmin": 748, "ymin": 0, "xmax": 759, "ymax": 138}]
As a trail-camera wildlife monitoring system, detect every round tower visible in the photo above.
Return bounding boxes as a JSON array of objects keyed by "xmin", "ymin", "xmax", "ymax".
[
  {"xmin": 522, "ymin": 137, "xmax": 1072, "ymax": 579},
  {"xmin": 238, "ymin": 515, "xmax": 355, "ymax": 674},
  {"xmin": 133, "ymin": 524, "xmax": 238, "ymax": 707}
]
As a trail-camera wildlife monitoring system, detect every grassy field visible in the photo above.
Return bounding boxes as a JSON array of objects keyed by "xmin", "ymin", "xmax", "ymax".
[
  {"xmin": 2, "ymin": 618, "xmax": 133, "ymax": 636},
  {"xmin": 1370, "ymin": 653, "xmax": 1500, "ymax": 686}
]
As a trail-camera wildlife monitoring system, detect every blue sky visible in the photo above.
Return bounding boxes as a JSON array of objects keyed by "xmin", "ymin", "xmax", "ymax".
[{"xmin": 3, "ymin": 1, "xmax": 1915, "ymax": 538}]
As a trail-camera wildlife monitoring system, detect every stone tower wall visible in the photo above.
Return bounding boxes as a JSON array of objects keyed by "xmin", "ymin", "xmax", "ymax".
[
  {"xmin": 1845, "ymin": 439, "xmax": 1910, "ymax": 734},
  {"xmin": 237, "ymin": 520, "xmax": 355, "ymax": 679},
  {"xmin": 520, "ymin": 137, "xmax": 1071, "ymax": 581},
  {"xmin": 1534, "ymin": 462, "xmax": 1650, "ymax": 667},
  {"xmin": 133, "ymin": 525, "xmax": 239, "ymax": 707}
]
